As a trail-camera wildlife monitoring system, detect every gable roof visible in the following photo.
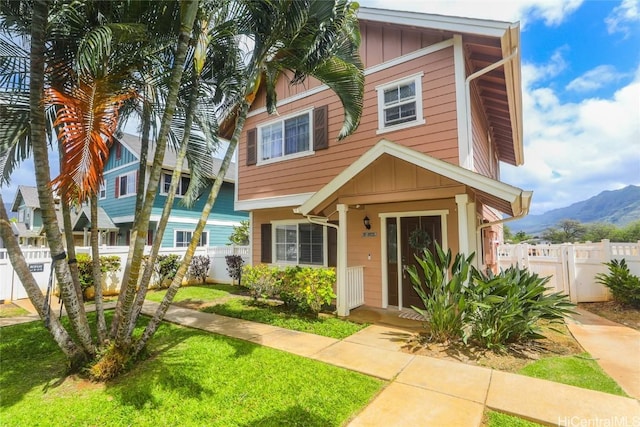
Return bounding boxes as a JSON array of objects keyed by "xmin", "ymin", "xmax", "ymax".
[
  {"xmin": 358, "ymin": 7, "xmax": 523, "ymax": 166},
  {"xmin": 117, "ymin": 133, "xmax": 237, "ymax": 183},
  {"xmin": 11, "ymin": 185, "xmax": 40, "ymax": 211},
  {"xmin": 72, "ymin": 206, "xmax": 118, "ymax": 231},
  {"xmin": 296, "ymin": 139, "xmax": 532, "ymax": 217}
]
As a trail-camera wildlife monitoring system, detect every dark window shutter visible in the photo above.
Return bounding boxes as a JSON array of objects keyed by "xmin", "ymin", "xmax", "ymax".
[
  {"xmin": 247, "ymin": 128, "xmax": 257, "ymax": 166},
  {"xmin": 135, "ymin": 170, "xmax": 139, "ymax": 193},
  {"xmin": 115, "ymin": 176, "xmax": 120, "ymax": 198},
  {"xmin": 260, "ymin": 223, "xmax": 272, "ymax": 263},
  {"xmin": 115, "ymin": 141, "xmax": 122, "ymax": 160},
  {"xmin": 327, "ymin": 221, "xmax": 338, "ymax": 267},
  {"xmin": 147, "ymin": 228, "xmax": 153, "ymax": 246},
  {"xmin": 313, "ymin": 105, "xmax": 329, "ymax": 151}
]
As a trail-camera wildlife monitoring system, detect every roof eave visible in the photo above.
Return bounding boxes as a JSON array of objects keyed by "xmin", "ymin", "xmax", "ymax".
[{"xmin": 501, "ymin": 23, "xmax": 524, "ymax": 166}]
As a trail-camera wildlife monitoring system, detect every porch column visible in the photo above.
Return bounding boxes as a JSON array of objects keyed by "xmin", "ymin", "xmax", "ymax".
[
  {"xmin": 336, "ymin": 204, "xmax": 349, "ymax": 316},
  {"xmin": 455, "ymin": 194, "xmax": 476, "ymax": 259}
]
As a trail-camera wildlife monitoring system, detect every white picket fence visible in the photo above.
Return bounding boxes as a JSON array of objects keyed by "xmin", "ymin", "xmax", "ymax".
[
  {"xmin": 0, "ymin": 245, "xmax": 250, "ymax": 302},
  {"xmin": 498, "ymin": 239, "xmax": 640, "ymax": 303}
]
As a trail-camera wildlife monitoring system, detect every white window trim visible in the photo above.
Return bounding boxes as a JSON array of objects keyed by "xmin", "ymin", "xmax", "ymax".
[
  {"xmin": 271, "ymin": 219, "xmax": 328, "ymax": 267},
  {"xmin": 257, "ymin": 108, "xmax": 315, "ymax": 166},
  {"xmin": 160, "ymin": 172, "xmax": 190, "ymax": 197},
  {"xmin": 99, "ymin": 183, "xmax": 107, "ymax": 200},
  {"xmin": 174, "ymin": 229, "xmax": 208, "ymax": 248},
  {"xmin": 375, "ymin": 72, "xmax": 425, "ymax": 135},
  {"xmin": 117, "ymin": 171, "xmax": 137, "ymax": 198}
]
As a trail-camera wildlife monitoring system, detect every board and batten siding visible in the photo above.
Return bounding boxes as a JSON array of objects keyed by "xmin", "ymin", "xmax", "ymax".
[
  {"xmin": 249, "ymin": 21, "xmax": 450, "ymax": 111},
  {"xmin": 238, "ymin": 47, "xmax": 459, "ymax": 202}
]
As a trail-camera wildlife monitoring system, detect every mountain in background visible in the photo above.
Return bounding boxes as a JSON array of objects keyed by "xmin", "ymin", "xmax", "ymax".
[{"xmin": 509, "ymin": 185, "xmax": 640, "ymax": 235}]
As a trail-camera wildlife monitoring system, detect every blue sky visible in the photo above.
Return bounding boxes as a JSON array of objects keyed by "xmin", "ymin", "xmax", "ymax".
[{"xmin": 4, "ymin": 0, "xmax": 640, "ymax": 215}]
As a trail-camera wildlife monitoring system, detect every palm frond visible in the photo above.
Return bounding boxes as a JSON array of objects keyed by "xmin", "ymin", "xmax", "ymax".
[{"xmin": 46, "ymin": 79, "xmax": 135, "ymax": 202}]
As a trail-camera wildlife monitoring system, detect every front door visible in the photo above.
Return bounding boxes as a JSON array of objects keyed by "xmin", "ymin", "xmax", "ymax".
[{"xmin": 397, "ymin": 216, "xmax": 442, "ymax": 309}]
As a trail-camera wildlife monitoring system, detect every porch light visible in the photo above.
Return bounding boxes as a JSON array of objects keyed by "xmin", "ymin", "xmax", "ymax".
[{"xmin": 363, "ymin": 216, "xmax": 371, "ymax": 230}]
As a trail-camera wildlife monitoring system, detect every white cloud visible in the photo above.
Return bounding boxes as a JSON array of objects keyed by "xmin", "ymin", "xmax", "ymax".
[
  {"xmin": 605, "ymin": 0, "xmax": 640, "ymax": 37},
  {"xmin": 566, "ymin": 65, "xmax": 626, "ymax": 92},
  {"xmin": 502, "ymin": 64, "xmax": 640, "ymax": 214}
]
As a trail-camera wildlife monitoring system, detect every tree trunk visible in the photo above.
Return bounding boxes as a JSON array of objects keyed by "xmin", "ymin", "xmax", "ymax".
[
  {"xmin": 127, "ymin": 76, "xmax": 200, "ymax": 336},
  {"xmin": 59, "ymin": 188, "xmax": 83, "ymax": 304},
  {"xmin": 133, "ymin": 101, "xmax": 249, "ymax": 355},
  {"xmin": 29, "ymin": 0, "xmax": 94, "ymax": 357},
  {"xmin": 91, "ymin": 194, "xmax": 107, "ymax": 344},
  {"xmin": 0, "ymin": 196, "xmax": 86, "ymax": 367},
  {"xmin": 111, "ymin": 0, "xmax": 200, "ymax": 345}
]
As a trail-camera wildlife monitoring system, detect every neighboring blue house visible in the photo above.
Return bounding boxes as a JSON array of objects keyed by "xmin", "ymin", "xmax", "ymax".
[{"xmin": 99, "ymin": 133, "xmax": 247, "ymax": 247}]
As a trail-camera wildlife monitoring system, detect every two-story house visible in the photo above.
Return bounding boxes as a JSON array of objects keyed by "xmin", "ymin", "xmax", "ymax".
[
  {"xmin": 234, "ymin": 7, "xmax": 532, "ymax": 316},
  {"xmin": 100, "ymin": 133, "xmax": 248, "ymax": 247}
]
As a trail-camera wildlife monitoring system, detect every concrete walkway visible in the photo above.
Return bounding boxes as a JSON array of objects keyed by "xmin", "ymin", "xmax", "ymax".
[
  {"xmin": 3, "ymin": 300, "xmax": 639, "ymax": 426},
  {"xmin": 566, "ymin": 308, "xmax": 640, "ymax": 400}
]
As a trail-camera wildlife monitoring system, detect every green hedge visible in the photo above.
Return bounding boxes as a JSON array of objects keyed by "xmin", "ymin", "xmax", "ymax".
[{"xmin": 241, "ymin": 265, "xmax": 336, "ymax": 316}]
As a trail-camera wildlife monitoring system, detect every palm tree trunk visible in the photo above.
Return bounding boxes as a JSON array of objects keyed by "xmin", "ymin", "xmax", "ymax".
[
  {"xmin": 111, "ymin": 0, "xmax": 200, "ymax": 345},
  {"xmin": 133, "ymin": 101, "xmax": 249, "ymax": 355},
  {"xmin": 126, "ymin": 77, "xmax": 200, "ymax": 337},
  {"xmin": 91, "ymin": 194, "xmax": 107, "ymax": 344},
  {"xmin": 59, "ymin": 189, "xmax": 83, "ymax": 304},
  {"xmin": 30, "ymin": 0, "xmax": 94, "ymax": 357},
  {"xmin": 0, "ymin": 196, "xmax": 86, "ymax": 367}
]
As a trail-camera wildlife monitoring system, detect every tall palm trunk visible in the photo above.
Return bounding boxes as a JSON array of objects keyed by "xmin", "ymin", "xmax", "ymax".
[
  {"xmin": 90, "ymin": 193, "xmax": 107, "ymax": 344},
  {"xmin": 0, "ymin": 196, "xmax": 86, "ymax": 367},
  {"xmin": 127, "ymin": 77, "xmax": 200, "ymax": 336},
  {"xmin": 29, "ymin": 0, "xmax": 94, "ymax": 357},
  {"xmin": 134, "ymin": 101, "xmax": 249, "ymax": 355},
  {"xmin": 110, "ymin": 0, "xmax": 200, "ymax": 346}
]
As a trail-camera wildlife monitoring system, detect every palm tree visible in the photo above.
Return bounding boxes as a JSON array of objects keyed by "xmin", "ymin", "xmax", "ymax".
[
  {"xmin": 0, "ymin": 0, "xmax": 364, "ymax": 376},
  {"xmin": 134, "ymin": 0, "xmax": 365, "ymax": 354}
]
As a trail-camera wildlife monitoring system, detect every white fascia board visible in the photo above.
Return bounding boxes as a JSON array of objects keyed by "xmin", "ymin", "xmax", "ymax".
[
  {"xmin": 111, "ymin": 214, "xmax": 242, "ymax": 227},
  {"xmin": 298, "ymin": 139, "xmax": 529, "ymax": 216},
  {"xmin": 502, "ymin": 24, "xmax": 524, "ymax": 166},
  {"xmin": 235, "ymin": 192, "xmax": 316, "ymax": 211},
  {"xmin": 357, "ymin": 7, "xmax": 512, "ymax": 38}
]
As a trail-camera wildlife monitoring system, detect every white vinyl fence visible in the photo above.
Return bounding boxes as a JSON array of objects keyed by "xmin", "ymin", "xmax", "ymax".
[
  {"xmin": 0, "ymin": 245, "xmax": 249, "ymax": 302},
  {"xmin": 498, "ymin": 239, "xmax": 640, "ymax": 303}
]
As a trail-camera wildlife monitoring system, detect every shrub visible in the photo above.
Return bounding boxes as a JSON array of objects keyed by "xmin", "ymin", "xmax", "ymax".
[
  {"xmin": 154, "ymin": 254, "xmax": 181, "ymax": 288},
  {"xmin": 189, "ymin": 255, "xmax": 211, "ymax": 284},
  {"xmin": 241, "ymin": 264, "xmax": 280, "ymax": 300},
  {"xmin": 596, "ymin": 259, "xmax": 640, "ymax": 307},
  {"xmin": 76, "ymin": 254, "xmax": 122, "ymax": 294},
  {"xmin": 225, "ymin": 255, "xmax": 245, "ymax": 286},
  {"xmin": 292, "ymin": 267, "xmax": 336, "ymax": 315},
  {"xmin": 468, "ymin": 266, "xmax": 575, "ymax": 349},
  {"xmin": 406, "ymin": 243, "xmax": 474, "ymax": 342},
  {"xmin": 240, "ymin": 264, "xmax": 336, "ymax": 316}
]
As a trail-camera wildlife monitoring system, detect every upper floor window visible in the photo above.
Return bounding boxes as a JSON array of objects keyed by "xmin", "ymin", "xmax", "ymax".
[
  {"xmin": 259, "ymin": 110, "xmax": 312, "ymax": 163},
  {"xmin": 175, "ymin": 230, "xmax": 208, "ymax": 248},
  {"xmin": 161, "ymin": 173, "xmax": 190, "ymax": 197},
  {"xmin": 274, "ymin": 222, "xmax": 325, "ymax": 266},
  {"xmin": 99, "ymin": 183, "xmax": 107, "ymax": 200},
  {"xmin": 116, "ymin": 171, "xmax": 137, "ymax": 198},
  {"xmin": 246, "ymin": 106, "xmax": 328, "ymax": 167},
  {"xmin": 376, "ymin": 72, "xmax": 425, "ymax": 134}
]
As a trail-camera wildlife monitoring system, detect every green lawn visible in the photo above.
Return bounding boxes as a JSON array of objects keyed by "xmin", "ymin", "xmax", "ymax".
[
  {"xmin": 486, "ymin": 411, "xmax": 543, "ymax": 426},
  {"xmin": 1, "ymin": 318, "xmax": 383, "ymax": 427},
  {"xmin": 486, "ymin": 351, "xmax": 628, "ymax": 426},
  {"xmin": 0, "ymin": 304, "xmax": 30, "ymax": 318},
  {"xmin": 145, "ymin": 283, "xmax": 244, "ymax": 304},
  {"xmin": 518, "ymin": 352, "xmax": 628, "ymax": 397},
  {"xmin": 201, "ymin": 298, "xmax": 368, "ymax": 339}
]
